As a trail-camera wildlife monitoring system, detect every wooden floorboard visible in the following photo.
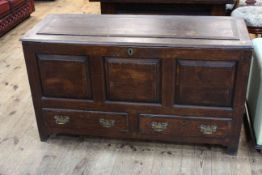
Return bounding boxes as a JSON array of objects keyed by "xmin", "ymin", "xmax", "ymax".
[{"xmin": 0, "ymin": 0, "xmax": 261, "ymax": 174}]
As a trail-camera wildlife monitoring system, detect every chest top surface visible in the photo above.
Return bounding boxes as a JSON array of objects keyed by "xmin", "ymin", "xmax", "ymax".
[{"xmin": 21, "ymin": 14, "xmax": 252, "ymax": 49}]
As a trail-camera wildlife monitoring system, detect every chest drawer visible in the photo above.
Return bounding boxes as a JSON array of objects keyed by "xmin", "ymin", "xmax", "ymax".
[
  {"xmin": 139, "ymin": 114, "xmax": 232, "ymax": 138},
  {"xmin": 42, "ymin": 109, "xmax": 129, "ymax": 134}
]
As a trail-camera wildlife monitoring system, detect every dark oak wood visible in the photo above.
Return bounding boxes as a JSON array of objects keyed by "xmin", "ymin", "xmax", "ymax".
[
  {"xmin": 104, "ymin": 58, "xmax": 161, "ymax": 103},
  {"xmin": 43, "ymin": 109, "xmax": 129, "ymax": 133},
  {"xmin": 38, "ymin": 54, "xmax": 92, "ymax": 99},
  {"xmin": 21, "ymin": 14, "xmax": 252, "ymax": 154},
  {"xmin": 91, "ymin": 0, "xmax": 231, "ymax": 15},
  {"xmin": 139, "ymin": 114, "xmax": 232, "ymax": 138},
  {"xmin": 175, "ymin": 60, "xmax": 236, "ymax": 107}
]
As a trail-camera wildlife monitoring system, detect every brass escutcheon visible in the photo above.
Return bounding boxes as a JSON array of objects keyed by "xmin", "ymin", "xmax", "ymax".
[
  {"xmin": 127, "ymin": 48, "xmax": 134, "ymax": 56},
  {"xmin": 151, "ymin": 122, "xmax": 168, "ymax": 132},
  {"xmin": 99, "ymin": 118, "xmax": 115, "ymax": 128},
  {"xmin": 200, "ymin": 124, "xmax": 217, "ymax": 135},
  {"xmin": 54, "ymin": 115, "xmax": 70, "ymax": 125}
]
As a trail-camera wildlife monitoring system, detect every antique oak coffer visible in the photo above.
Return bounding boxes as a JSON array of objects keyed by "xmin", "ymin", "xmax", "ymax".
[{"xmin": 21, "ymin": 14, "xmax": 252, "ymax": 154}]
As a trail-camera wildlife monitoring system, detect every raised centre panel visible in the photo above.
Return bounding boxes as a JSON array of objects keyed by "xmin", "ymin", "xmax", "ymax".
[
  {"xmin": 139, "ymin": 114, "xmax": 232, "ymax": 138},
  {"xmin": 38, "ymin": 54, "xmax": 92, "ymax": 99},
  {"xmin": 175, "ymin": 59, "xmax": 237, "ymax": 107},
  {"xmin": 104, "ymin": 57, "xmax": 161, "ymax": 103}
]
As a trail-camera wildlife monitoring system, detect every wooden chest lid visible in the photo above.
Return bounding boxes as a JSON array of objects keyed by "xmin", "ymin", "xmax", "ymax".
[{"xmin": 21, "ymin": 14, "xmax": 252, "ymax": 49}]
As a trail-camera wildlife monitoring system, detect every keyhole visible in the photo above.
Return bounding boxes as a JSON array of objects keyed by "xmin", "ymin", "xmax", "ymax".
[{"xmin": 127, "ymin": 48, "xmax": 134, "ymax": 56}]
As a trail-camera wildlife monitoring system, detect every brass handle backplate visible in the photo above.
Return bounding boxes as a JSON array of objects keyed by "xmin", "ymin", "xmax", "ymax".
[
  {"xmin": 200, "ymin": 124, "xmax": 217, "ymax": 135},
  {"xmin": 151, "ymin": 122, "xmax": 168, "ymax": 132},
  {"xmin": 54, "ymin": 115, "xmax": 70, "ymax": 125},
  {"xmin": 99, "ymin": 118, "xmax": 115, "ymax": 128}
]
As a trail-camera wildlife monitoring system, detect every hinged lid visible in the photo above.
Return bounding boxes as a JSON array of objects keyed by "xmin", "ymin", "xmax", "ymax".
[{"xmin": 21, "ymin": 14, "xmax": 252, "ymax": 49}]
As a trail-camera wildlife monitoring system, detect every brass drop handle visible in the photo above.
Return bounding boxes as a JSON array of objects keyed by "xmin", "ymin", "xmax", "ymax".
[
  {"xmin": 99, "ymin": 118, "xmax": 115, "ymax": 128},
  {"xmin": 151, "ymin": 122, "xmax": 168, "ymax": 132},
  {"xmin": 54, "ymin": 115, "xmax": 70, "ymax": 125},
  {"xmin": 200, "ymin": 124, "xmax": 217, "ymax": 135}
]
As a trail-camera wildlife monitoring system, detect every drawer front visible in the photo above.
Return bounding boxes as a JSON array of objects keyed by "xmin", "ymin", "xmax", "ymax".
[
  {"xmin": 43, "ymin": 109, "xmax": 128, "ymax": 133},
  {"xmin": 139, "ymin": 114, "xmax": 231, "ymax": 138}
]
